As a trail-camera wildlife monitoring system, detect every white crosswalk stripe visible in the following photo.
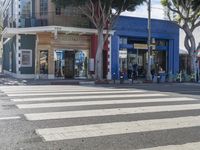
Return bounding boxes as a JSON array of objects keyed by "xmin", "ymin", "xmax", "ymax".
[
  {"xmin": 36, "ymin": 116, "xmax": 200, "ymax": 141},
  {"xmin": 7, "ymin": 90, "xmax": 145, "ymax": 97},
  {"xmin": 1, "ymin": 88, "xmax": 129, "ymax": 94},
  {"xmin": 139, "ymin": 142, "xmax": 200, "ymax": 150},
  {"xmin": 24, "ymin": 103, "xmax": 200, "ymax": 121},
  {"xmin": 2, "ymin": 85, "xmax": 200, "ymax": 149},
  {"xmin": 11, "ymin": 93, "xmax": 167, "ymax": 102},
  {"xmin": 16, "ymin": 97, "xmax": 196, "ymax": 109}
]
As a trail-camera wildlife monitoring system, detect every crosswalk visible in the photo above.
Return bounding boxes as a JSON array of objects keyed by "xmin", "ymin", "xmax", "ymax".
[{"xmin": 1, "ymin": 85, "xmax": 200, "ymax": 149}]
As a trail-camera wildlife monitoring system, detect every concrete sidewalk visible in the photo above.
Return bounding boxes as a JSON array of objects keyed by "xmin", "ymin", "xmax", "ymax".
[{"xmin": 0, "ymin": 74, "xmax": 199, "ymax": 86}]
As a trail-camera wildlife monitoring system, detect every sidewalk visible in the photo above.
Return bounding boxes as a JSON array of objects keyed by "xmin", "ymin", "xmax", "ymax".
[
  {"xmin": 0, "ymin": 74, "xmax": 200, "ymax": 86},
  {"xmin": 0, "ymin": 74, "xmax": 95, "ymax": 86}
]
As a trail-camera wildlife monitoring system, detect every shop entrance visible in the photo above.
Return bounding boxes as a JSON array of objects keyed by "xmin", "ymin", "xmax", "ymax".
[
  {"xmin": 54, "ymin": 49, "xmax": 88, "ymax": 79},
  {"xmin": 119, "ymin": 49, "xmax": 167, "ymax": 79},
  {"xmin": 64, "ymin": 51, "xmax": 75, "ymax": 78},
  {"xmin": 39, "ymin": 50, "xmax": 48, "ymax": 79}
]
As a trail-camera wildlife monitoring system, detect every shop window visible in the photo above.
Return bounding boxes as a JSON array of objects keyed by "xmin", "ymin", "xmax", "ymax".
[
  {"xmin": 75, "ymin": 50, "xmax": 88, "ymax": 78},
  {"xmin": 151, "ymin": 51, "xmax": 167, "ymax": 73},
  {"xmin": 119, "ymin": 49, "xmax": 128, "ymax": 77},
  {"xmin": 21, "ymin": 49, "xmax": 32, "ymax": 67}
]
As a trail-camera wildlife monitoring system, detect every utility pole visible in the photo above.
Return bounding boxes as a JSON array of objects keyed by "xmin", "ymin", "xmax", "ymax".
[{"xmin": 146, "ymin": 0, "xmax": 152, "ymax": 81}]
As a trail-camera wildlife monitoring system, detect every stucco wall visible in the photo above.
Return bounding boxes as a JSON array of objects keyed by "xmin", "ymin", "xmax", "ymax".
[{"xmin": 19, "ymin": 35, "xmax": 36, "ymax": 74}]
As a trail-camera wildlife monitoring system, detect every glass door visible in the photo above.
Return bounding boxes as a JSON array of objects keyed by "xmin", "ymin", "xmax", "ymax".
[
  {"xmin": 39, "ymin": 50, "xmax": 48, "ymax": 74},
  {"xmin": 74, "ymin": 50, "xmax": 88, "ymax": 78},
  {"xmin": 64, "ymin": 51, "xmax": 75, "ymax": 78},
  {"xmin": 54, "ymin": 51, "xmax": 65, "ymax": 78}
]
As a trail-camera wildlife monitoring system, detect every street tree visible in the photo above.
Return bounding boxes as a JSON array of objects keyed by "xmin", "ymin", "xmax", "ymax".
[
  {"xmin": 161, "ymin": 0, "xmax": 200, "ymax": 75},
  {"xmin": 52, "ymin": 0, "xmax": 145, "ymax": 80}
]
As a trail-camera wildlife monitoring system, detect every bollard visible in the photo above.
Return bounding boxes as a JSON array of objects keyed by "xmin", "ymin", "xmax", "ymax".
[
  {"xmin": 157, "ymin": 75, "xmax": 160, "ymax": 83},
  {"xmin": 120, "ymin": 73, "xmax": 124, "ymax": 84}
]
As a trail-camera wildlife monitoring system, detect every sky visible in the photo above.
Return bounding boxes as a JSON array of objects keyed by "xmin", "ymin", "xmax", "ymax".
[{"xmin": 121, "ymin": 0, "xmax": 165, "ymax": 20}]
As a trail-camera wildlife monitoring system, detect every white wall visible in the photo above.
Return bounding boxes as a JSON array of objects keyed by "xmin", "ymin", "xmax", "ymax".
[{"xmin": 179, "ymin": 27, "xmax": 200, "ymax": 54}]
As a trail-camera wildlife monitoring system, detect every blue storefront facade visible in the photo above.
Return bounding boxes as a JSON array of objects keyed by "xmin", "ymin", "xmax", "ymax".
[{"xmin": 111, "ymin": 16, "xmax": 179, "ymax": 80}]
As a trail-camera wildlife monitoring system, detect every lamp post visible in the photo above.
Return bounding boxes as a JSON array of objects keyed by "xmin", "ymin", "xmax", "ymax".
[{"xmin": 146, "ymin": 0, "xmax": 152, "ymax": 81}]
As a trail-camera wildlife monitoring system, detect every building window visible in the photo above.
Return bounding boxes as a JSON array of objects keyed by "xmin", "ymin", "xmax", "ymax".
[
  {"xmin": 64, "ymin": 7, "xmax": 81, "ymax": 16},
  {"xmin": 21, "ymin": 0, "xmax": 32, "ymax": 18},
  {"xmin": 55, "ymin": 7, "xmax": 61, "ymax": 15},
  {"xmin": 40, "ymin": 0, "xmax": 48, "ymax": 16},
  {"xmin": 21, "ymin": 50, "xmax": 32, "ymax": 67}
]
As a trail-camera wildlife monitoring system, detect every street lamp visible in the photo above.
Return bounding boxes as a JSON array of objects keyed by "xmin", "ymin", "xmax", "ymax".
[{"xmin": 146, "ymin": 0, "xmax": 152, "ymax": 81}]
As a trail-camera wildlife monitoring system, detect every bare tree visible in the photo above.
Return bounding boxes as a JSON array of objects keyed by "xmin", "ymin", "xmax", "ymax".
[{"xmin": 162, "ymin": 0, "xmax": 200, "ymax": 76}]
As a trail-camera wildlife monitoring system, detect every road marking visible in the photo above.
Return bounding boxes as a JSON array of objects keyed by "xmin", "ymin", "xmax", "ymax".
[
  {"xmin": 139, "ymin": 142, "xmax": 200, "ymax": 150},
  {"xmin": 25, "ymin": 103, "xmax": 200, "ymax": 121},
  {"xmin": 36, "ymin": 115, "xmax": 200, "ymax": 141},
  {"xmin": 2, "ymin": 88, "xmax": 129, "ymax": 94},
  {"xmin": 17, "ymin": 97, "xmax": 197, "ymax": 109},
  {"xmin": 11, "ymin": 93, "xmax": 167, "ymax": 102},
  {"xmin": 0, "ymin": 116, "xmax": 21, "ymax": 120},
  {"xmin": 7, "ymin": 90, "xmax": 145, "ymax": 97}
]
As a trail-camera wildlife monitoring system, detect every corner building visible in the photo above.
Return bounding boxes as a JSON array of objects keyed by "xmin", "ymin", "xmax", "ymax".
[
  {"xmin": 111, "ymin": 16, "xmax": 179, "ymax": 79},
  {"xmin": 2, "ymin": 0, "xmax": 111, "ymax": 79}
]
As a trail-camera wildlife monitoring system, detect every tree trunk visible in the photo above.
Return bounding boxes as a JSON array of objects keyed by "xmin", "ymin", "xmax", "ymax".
[
  {"xmin": 184, "ymin": 30, "xmax": 196, "ymax": 75},
  {"xmin": 95, "ymin": 28, "xmax": 104, "ymax": 80}
]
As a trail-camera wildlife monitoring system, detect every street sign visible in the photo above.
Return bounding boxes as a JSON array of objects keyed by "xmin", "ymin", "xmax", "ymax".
[
  {"xmin": 134, "ymin": 43, "xmax": 156, "ymax": 50},
  {"xmin": 119, "ymin": 50, "xmax": 127, "ymax": 58}
]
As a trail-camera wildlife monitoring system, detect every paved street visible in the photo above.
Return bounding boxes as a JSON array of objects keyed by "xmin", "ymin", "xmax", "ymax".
[{"xmin": 0, "ymin": 84, "xmax": 200, "ymax": 150}]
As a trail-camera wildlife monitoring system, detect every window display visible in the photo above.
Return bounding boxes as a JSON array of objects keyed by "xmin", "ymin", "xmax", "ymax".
[{"xmin": 21, "ymin": 49, "xmax": 32, "ymax": 67}]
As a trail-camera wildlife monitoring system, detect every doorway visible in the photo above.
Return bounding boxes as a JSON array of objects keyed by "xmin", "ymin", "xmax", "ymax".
[
  {"xmin": 54, "ymin": 49, "xmax": 88, "ymax": 79},
  {"xmin": 64, "ymin": 51, "xmax": 75, "ymax": 78},
  {"xmin": 39, "ymin": 50, "xmax": 48, "ymax": 79}
]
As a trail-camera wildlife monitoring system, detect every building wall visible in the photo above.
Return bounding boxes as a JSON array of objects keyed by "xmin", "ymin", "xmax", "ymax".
[
  {"xmin": 34, "ymin": 0, "xmax": 90, "ymax": 28},
  {"xmin": 19, "ymin": 35, "xmax": 36, "ymax": 74},
  {"xmin": 111, "ymin": 16, "xmax": 179, "ymax": 79}
]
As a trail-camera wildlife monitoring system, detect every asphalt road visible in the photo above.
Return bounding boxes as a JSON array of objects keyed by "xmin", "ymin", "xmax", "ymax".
[{"xmin": 0, "ymin": 83, "xmax": 199, "ymax": 150}]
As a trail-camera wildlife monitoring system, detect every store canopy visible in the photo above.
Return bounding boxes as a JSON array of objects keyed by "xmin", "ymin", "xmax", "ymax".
[{"xmin": 2, "ymin": 26, "xmax": 115, "ymax": 40}]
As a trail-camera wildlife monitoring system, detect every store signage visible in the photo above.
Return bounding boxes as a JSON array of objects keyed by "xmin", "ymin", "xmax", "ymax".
[
  {"xmin": 119, "ymin": 50, "xmax": 127, "ymax": 58},
  {"xmin": 134, "ymin": 43, "xmax": 155, "ymax": 49},
  {"xmin": 58, "ymin": 35, "xmax": 89, "ymax": 42}
]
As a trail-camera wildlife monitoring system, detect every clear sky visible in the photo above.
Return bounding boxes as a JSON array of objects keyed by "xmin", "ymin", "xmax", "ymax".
[{"xmin": 121, "ymin": 0, "xmax": 165, "ymax": 20}]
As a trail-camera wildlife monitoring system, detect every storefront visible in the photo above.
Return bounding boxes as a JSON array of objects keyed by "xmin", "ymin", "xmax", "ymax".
[
  {"xmin": 118, "ymin": 38, "xmax": 168, "ymax": 79},
  {"xmin": 111, "ymin": 16, "xmax": 179, "ymax": 79},
  {"xmin": 36, "ymin": 32, "xmax": 91, "ymax": 79},
  {"xmin": 54, "ymin": 49, "xmax": 89, "ymax": 79}
]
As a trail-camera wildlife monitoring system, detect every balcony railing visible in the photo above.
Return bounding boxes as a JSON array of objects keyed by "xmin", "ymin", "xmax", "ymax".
[{"xmin": 4, "ymin": 12, "xmax": 92, "ymax": 29}]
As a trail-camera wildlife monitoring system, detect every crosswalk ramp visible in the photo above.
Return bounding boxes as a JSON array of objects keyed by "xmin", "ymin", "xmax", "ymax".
[{"xmin": 1, "ymin": 85, "xmax": 200, "ymax": 149}]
